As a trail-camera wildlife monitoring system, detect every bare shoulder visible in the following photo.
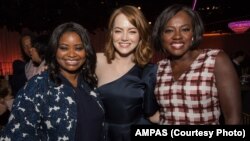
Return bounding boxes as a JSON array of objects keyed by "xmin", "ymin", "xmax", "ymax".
[
  {"xmin": 215, "ymin": 51, "xmax": 235, "ymax": 74},
  {"xmin": 96, "ymin": 52, "xmax": 105, "ymax": 62},
  {"xmin": 215, "ymin": 51, "xmax": 231, "ymax": 65},
  {"xmin": 96, "ymin": 53, "xmax": 108, "ymax": 75}
]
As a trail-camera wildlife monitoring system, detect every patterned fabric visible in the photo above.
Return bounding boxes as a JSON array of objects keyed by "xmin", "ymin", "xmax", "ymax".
[
  {"xmin": 155, "ymin": 49, "xmax": 221, "ymax": 125},
  {"xmin": 0, "ymin": 71, "xmax": 105, "ymax": 141}
]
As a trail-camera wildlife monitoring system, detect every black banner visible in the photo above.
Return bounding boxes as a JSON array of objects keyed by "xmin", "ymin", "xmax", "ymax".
[{"xmin": 131, "ymin": 125, "xmax": 250, "ymax": 140}]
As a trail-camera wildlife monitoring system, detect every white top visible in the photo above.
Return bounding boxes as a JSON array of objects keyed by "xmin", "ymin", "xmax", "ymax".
[{"xmin": 25, "ymin": 60, "xmax": 46, "ymax": 80}]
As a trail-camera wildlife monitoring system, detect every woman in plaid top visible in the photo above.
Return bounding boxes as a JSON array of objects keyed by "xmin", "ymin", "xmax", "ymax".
[{"xmin": 149, "ymin": 4, "xmax": 241, "ymax": 125}]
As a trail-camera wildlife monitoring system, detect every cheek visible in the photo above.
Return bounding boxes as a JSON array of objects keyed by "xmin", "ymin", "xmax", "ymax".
[
  {"xmin": 55, "ymin": 51, "xmax": 64, "ymax": 63},
  {"xmin": 185, "ymin": 36, "xmax": 193, "ymax": 46},
  {"xmin": 78, "ymin": 51, "xmax": 87, "ymax": 62},
  {"xmin": 55, "ymin": 51, "xmax": 61, "ymax": 59},
  {"xmin": 112, "ymin": 36, "xmax": 120, "ymax": 48},
  {"xmin": 184, "ymin": 32, "xmax": 193, "ymax": 40},
  {"xmin": 161, "ymin": 36, "xmax": 170, "ymax": 47},
  {"xmin": 112, "ymin": 34, "xmax": 120, "ymax": 42},
  {"xmin": 133, "ymin": 36, "xmax": 140, "ymax": 43},
  {"xmin": 161, "ymin": 34, "xmax": 170, "ymax": 41},
  {"xmin": 129, "ymin": 33, "xmax": 140, "ymax": 41},
  {"xmin": 80, "ymin": 52, "xmax": 86, "ymax": 59}
]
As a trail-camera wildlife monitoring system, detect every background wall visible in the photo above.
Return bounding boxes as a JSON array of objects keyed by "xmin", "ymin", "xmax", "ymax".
[
  {"xmin": 0, "ymin": 27, "xmax": 250, "ymax": 76},
  {"xmin": 200, "ymin": 33, "xmax": 250, "ymax": 57}
]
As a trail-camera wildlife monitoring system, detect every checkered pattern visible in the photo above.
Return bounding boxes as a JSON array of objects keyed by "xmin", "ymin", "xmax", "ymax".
[{"xmin": 155, "ymin": 49, "xmax": 221, "ymax": 125}]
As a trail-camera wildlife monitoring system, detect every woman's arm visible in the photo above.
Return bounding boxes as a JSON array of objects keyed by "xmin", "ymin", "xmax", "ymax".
[{"xmin": 215, "ymin": 51, "xmax": 242, "ymax": 124}]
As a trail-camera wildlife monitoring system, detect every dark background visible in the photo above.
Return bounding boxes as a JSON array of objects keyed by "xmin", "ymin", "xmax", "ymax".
[{"xmin": 1, "ymin": 0, "xmax": 249, "ymax": 33}]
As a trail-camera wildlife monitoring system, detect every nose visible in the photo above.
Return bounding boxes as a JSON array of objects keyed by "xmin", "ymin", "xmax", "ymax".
[
  {"xmin": 68, "ymin": 48, "xmax": 77, "ymax": 57},
  {"xmin": 173, "ymin": 30, "xmax": 182, "ymax": 40},
  {"xmin": 121, "ymin": 31, "xmax": 128, "ymax": 41}
]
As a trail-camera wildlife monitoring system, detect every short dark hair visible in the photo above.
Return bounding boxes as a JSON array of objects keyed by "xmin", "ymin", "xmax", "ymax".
[
  {"xmin": 31, "ymin": 35, "xmax": 49, "ymax": 61},
  {"xmin": 46, "ymin": 22, "xmax": 97, "ymax": 88},
  {"xmin": 152, "ymin": 4, "xmax": 204, "ymax": 53}
]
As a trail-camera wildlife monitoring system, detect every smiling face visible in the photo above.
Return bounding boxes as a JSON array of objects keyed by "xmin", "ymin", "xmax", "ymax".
[
  {"xmin": 112, "ymin": 13, "xmax": 140, "ymax": 57},
  {"xmin": 56, "ymin": 31, "xmax": 86, "ymax": 76},
  {"xmin": 161, "ymin": 10, "xmax": 193, "ymax": 58}
]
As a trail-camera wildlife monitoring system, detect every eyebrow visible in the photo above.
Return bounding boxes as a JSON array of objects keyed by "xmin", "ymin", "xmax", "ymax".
[
  {"xmin": 113, "ymin": 27, "xmax": 138, "ymax": 30},
  {"xmin": 58, "ymin": 43, "xmax": 83, "ymax": 46},
  {"xmin": 166, "ymin": 23, "xmax": 191, "ymax": 27}
]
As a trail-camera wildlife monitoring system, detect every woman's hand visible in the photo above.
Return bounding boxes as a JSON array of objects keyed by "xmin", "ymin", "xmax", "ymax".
[{"xmin": 149, "ymin": 111, "xmax": 160, "ymax": 124}]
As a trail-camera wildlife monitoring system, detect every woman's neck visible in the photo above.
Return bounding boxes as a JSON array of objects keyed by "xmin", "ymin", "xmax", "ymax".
[
  {"xmin": 61, "ymin": 72, "xmax": 79, "ymax": 87},
  {"xmin": 113, "ymin": 52, "xmax": 135, "ymax": 65}
]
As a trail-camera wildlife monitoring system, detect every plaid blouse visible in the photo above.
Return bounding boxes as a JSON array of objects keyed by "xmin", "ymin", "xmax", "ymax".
[{"xmin": 155, "ymin": 49, "xmax": 221, "ymax": 125}]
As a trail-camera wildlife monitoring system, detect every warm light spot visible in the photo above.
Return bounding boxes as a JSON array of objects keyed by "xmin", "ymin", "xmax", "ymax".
[{"xmin": 203, "ymin": 33, "xmax": 231, "ymax": 37}]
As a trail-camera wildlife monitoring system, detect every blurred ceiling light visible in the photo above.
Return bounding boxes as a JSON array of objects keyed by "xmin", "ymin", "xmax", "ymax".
[{"xmin": 228, "ymin": 20, "xmax": 250, "ymax": 34}]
